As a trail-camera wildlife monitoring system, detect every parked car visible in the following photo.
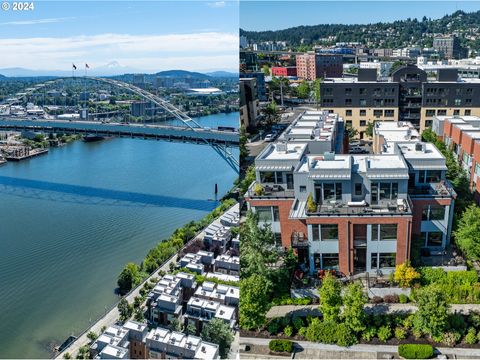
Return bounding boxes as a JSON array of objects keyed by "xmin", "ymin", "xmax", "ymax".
[
  {"xmin": 264, "ymin": 133, "xmax": 275, "ymax": 142},
  {"xmin": 350, "ymin": 146, "xmax": 368, "ymax": 154}
]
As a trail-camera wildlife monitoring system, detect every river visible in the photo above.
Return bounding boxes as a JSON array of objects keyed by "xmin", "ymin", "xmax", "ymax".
[{"xmin": 0, "ymin": 112, "xmax": 238, "ymax": 358}]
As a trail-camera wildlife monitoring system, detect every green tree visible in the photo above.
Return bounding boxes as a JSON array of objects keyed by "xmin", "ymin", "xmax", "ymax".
[
  {"xmin": 262, "ymin": 101, "xmax": 280, "ymax": 125},
  {"xmin": 117, "ymin": 262, "xmax": 141, "ymax": 294},
  {"xmin": 454, "ymin": 204, "xmax": 480, "ymax": 260},
  {"xmin": 171, "ymin": 318, "xmax": 184, "ymax": 332},
  {"xmin": 118, "ymin": 298, "xmax": 132, "ymax": 322},
  {"xmin": 341, "ymin": 282, "xmax": 367, "ymax": 333},
  {"xmin": 201, "ymin": 318, "xmax": 234, "ymax": 359},
  {"xmin": 63, "ymin": 353, "xmax": 72, "ymax": 359},
  {"xmin": 239, "ymin": 125, "xmax": 249, "ymax": 162},
  {"xmin": 365, "ymin": 121, "xmax": 375, "ymax": 138},
  {"xmin": 240, "ymin": 274, "xmax": 270, "ymax": 330},
  {"xmin": 133, "ymin": 307, "xmax": 145, "ymax": 322},
  {"xmin": 297, "ymin": 81, "xmax": 311, "ymax": 99},
  {"xmin": 86, "ymin": 331, "xmax": 98, "ymax": 343},
  {"xmin": 413, "ymin": 285, "xmax": 450, "ymax": 338},
  {"xmin": 319, "ymin": 273, "xmax": 342, "ymax": 322},
  {"xmin": 346, "ymin": 125, "xmax": 358, "ymax": 140},
  {"xmin": 312, "ymin": 79, "xmax": 322, "ymax": 110},
  {"xmin": 186, "ymin": 323, "xmax": 197, "ymax": 335},
  {"xmin": 262, "ymin": 65, "xmax": 271, "ymax": 76}
]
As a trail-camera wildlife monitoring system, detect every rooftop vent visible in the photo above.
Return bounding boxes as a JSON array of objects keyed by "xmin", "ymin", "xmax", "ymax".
[
  {"xmin": 202, "ymin": 346, "xmax": 206, "ymax": 353},
  {"xmin": 415, "ymin": 142, "xmax": 426, "ymax": 152},
  {"xmin": 323, "ymin": 152, "xmax": 335, "ymax": 161},
  {"xmin": 276, "ymin": 142, "xmax": 287, "ymax": 153}
]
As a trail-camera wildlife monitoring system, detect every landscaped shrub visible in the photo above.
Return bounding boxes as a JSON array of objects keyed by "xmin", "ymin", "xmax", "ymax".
[
  {"xmin": 271, "ymin": 296, "xmax": 312, "ymax": 306},
  {"xmin": 335, "ymin": 323, "xmax": 358, "ymax": 347},
  {"xmin": 395, "ymin": 327, "xmax": 407, "ymax": 340},
  {"xmin": 449, "ymin": 314, "xmax": 467, "ymax": 334},
  {"xmin": 384, "ymin": 294, "xmax": 399, "ymax": 303},
  {"xmin": 298, "ymin": 327, "xmax": 307, "ymax": 338},
  {"xmin": 464, "ymin": 328, "xmax": 477, "ymax": 344},
  {"xmin": 292, "ymin": 317, "xmax": 304, "ymax": 330},
  {"xmin": 394, "ymin": 261, "xmax": 421, "ymax": 288},
  {"xmin": 267, "ymin": 320, "xmax": 280, "ymax": 335},
  {"xmin": 402, "ymin": 314, "xmax": 415, "ymax": 330},
  {"xmin": 269, "ymin": 339, "xmax": 294, "ymax": 353},
  {"xmin": 398, "ymin": 344, "xmax": 434, "ymax": 359},
  {"xmin": 399, "ymin": 294, "xmax": 409, "ymax": 303},
  {"xmin": 442, "ymin": 331, "xmax": 460, "ymax": 347},
  {"xmin": 377, "ymin": 325, "xmax": 392, "ymax": 342},
  {"xmin": 361, "ymin": 327, "xmax": 377, "ymax": 342},
  {"xmin": 418, "ymin": 267, "xmax": 446, "ymax": 286},
  {"xmin": 305, "ymin": 319, "xmax": 338, "ymax": 344},
  {"xmin": 280, "ymin": 316, "xmax": 291, "ymax": 328},
  {"xmin": 371, "ymin": 296, "xmax": 383, "ymax": 304},
  {"xmin": 469, "ymin": 312, "xmax": 480, "ymax": 328},
  {"xmin": 284, "ymin": 325, "xmax": 293, "ymax": 337}
]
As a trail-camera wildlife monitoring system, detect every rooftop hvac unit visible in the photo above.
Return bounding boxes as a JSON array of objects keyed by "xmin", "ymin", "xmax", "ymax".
[
  {"xmin": 324, "ymin": 151, "xmax": 335, "ymax": 161},
  {"xmin": 276, "ymin": 142, "xmax": 287, "ymax": 152},
  {"xmin": 415, "ymin": 142, "xmax": 423, "ymax": 151}
]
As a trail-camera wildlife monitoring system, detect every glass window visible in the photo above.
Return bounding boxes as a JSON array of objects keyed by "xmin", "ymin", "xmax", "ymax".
[
  {"xmin": 322, "ymin": 253, "xmax": 339, "ymax": 269},
  {"xmin": 314, "ymin": 253, "xmax": 321, "ymax": 269},
  {"xmin": 346, "ymin": 109, "xmax": 352, "ymax": 116},
  {"xmin": 355, "ymin": 183, "xmax": 362, "ymax": 195},
  {"xmin": 380, "ymin": 183, "xmax": 391, "ymax": 200},
  {"xmin": 371, "ymin": 183, "xmax": 378, "ymax": 204},
  {"xmin": 371, "ymin": 253, "xmax": 378, "ymax": 268},
  {"xmin": 275, "ymin": 172, "xmax": 283, "ymax": 183},
  {"xmin": 299, "ymin": 185, "xmax": 306, "ymax": 193},
  {"xmin": 391, "ymin": 183, "xmax": 398, "ymax": 199},
  {"xmin": 255, "ymin": 207, "xmax": 272, "ymax": 222},
  {"xmin": 360, "ymin": 120, "xmax": 366, "ymax": 126},
  {"xmin": 273, "ymin": 207, "xmax": 280, "ymax": 222},
  {"xmin": 321, "ymin": 225, "xmax": 338, "ymax": 241},
  {"xmin": 379, "ymin": 253, "xmax": 396, "ymax": 268},
  {"xmin": 312, "ymin": 225, "xmax": 320, "ymax": 241},
  {"xmin": 372, "ymin": 225, "xmax": 378, "ymax": 241},
  {"xmin": 323, "ymin": 183, "xmax": 336, "ymax": 202},
  {"xmin": 430, "ymin": 205, "xmax": 445, "ymax": 221},
  {"xmin": 360, "ymin": 109, "xmax": 366, "ymax": 116},
  {"xmin": 380, "ymin": 224, "xmax": 397, "ymax": 241},
  {"xmin": 426, "ymin": 170, "xmax": 441, "ymax": 183},
  {"xmin": 335, "ymin": 183, "xmax": 342, "ymax": 200},
  {"xmin": 427, "ymin": 232, "xmax": 443, "ymax": 247},
  {"xmin": 260, "ymin": 171, "xmax": 274, "ymax": 183},
  {"xmin": 419, "ymin": 171, "xmax": 426, "ymax": 183},
  {"xmin": 422, "ymin": 206, "xmax": 429, "ymax": 221}
]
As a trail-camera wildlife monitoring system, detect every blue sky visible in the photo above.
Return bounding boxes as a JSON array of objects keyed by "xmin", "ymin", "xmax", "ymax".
[
  {"xmin": 0, "ymin": 1, "xmax": 239, "ymax": 72},
  {"xmin": 240, "ymin": 1, "xmax": 480, "ymax": 31}
]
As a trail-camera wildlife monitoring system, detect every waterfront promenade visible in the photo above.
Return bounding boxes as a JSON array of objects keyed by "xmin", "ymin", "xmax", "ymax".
[{"xmin": 55, "ymin": 202, "xmax": 240, "ymax": 359}]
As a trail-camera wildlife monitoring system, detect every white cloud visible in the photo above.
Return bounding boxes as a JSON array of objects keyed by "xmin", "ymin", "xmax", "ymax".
[
  {"xmin": 0, "ymin": 17, "xmax": 75, "ymax": 26},
  {"xmin": 0, "ymin": 32, "xmax": 238, "ymax": 72},
  {"xmin": 207, "ymin": 1, "xmax": 226, "ymax": 8}
]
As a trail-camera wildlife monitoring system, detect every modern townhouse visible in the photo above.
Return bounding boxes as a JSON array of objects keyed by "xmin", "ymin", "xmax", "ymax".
[
  {"xmin": 246, "ymin": 113, "xmax": 455, "ymax": 276},
  {"xmin": 184, "ymin": 297, "xmax": 237, "ymax": 334}
]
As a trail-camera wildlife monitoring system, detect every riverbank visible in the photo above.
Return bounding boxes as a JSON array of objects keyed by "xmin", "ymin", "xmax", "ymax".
[{"xmin": 55, "ymin": 201, "xmax": 240, "ymax": 359}]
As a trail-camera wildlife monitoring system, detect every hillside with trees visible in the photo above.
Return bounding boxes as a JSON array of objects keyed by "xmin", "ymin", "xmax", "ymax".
[{"xmin": 241, "ymin": 10, "xmax": 480, "ymax": 51}]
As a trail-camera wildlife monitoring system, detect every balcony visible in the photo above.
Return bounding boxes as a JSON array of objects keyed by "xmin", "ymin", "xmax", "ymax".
[
  {"xmin": 291, "ymin": 232, "xmax": 308, "ymax": 248},
  {"xmin": 408, "ymin": 181, "xmax": 456, "ymax": 199},
  {"xmin": 247, "ymin": 181, "xmax": 295, "ymax": 199},
  {"xmin": 305, "ymin": 198, "xmax": 413, "ymax": 217}
]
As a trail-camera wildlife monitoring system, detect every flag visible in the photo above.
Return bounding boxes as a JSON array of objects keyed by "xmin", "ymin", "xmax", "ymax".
[
  {"xmin": 72, "ymin": 63, "xmax": 77, "ymax": 70},
  {"xmin": 85, "ymin": 63, "xmax": 89, "ymax": 69}
]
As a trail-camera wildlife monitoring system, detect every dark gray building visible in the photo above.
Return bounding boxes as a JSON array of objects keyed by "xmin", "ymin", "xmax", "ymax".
[{"xmin": 433, "ymin": 36, "xmax": 468, "ymax": 60}]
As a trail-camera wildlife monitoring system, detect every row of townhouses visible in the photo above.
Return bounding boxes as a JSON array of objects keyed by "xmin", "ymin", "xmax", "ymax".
[
  {"xmin": 433, "ymin": 114, "xmax": 480, "ymax": 202},
  {"xmin": 246, "ymin": 110, "xmax": 455, "ymax": 276},
  {"xmin": 89, "ymin": 205, "xmax": 240, "ymax": 359}
]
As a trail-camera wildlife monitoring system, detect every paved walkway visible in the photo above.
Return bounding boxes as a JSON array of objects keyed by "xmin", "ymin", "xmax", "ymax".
[
  {"xmin": 55, "ymin": 203, "xmax": 239, "ymax": 359},
  {"xmin": 266, "ymin": 303, "xmax": 480, "ymax": 318},
  {"xmin": 240, "ymin": 336, "xmax": 480, "ymax": 359}
]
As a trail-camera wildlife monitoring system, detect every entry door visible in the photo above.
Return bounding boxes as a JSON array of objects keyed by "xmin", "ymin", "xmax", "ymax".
[{"xmin": 354, "ymin": 248, "xmax": 367, "ymax": 273}]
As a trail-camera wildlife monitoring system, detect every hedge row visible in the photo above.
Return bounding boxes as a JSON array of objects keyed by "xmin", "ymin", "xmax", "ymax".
[
  {"xmin": 269, "ymin": 339, "xmax": 294, "ymax": 353},
  {"xmin": 398, "ymin": 344, "xmax": 434, "ymax": 359}
]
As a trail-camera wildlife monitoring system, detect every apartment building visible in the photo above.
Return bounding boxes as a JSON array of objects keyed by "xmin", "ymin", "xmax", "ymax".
[
  {"xmin": 296, "ymin": 53, "xmax": 343, "ymax": 80},
  {"xmin": 246, "ymin": 115, "xmax": 455, "ymax": 275},
  {"xmin": 239, "ymin": 78, "xmax": 259, "ymax": 130},
  {"xmin": 433, "ymin": 36, "xmax": 468, "ymax": 60},
  {"xmin": 179, "ymin": 251, "xmax": 215, "ymax": 274},
  {"xmin": 320, "ymin": 66, "xmax": 480, "ymax": 136},
  {"xmin": 272, "ymin": 66, "xmax": 297, "ymax": 77}
]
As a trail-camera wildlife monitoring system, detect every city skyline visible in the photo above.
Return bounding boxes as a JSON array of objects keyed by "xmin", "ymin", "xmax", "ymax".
[
  {"xmin": 0, "ymin": 1, "xmax": 239, "ymax": 74},
  {"xmin": 240, "ymin": 1, "xmax": 480, "ymax": 31}
]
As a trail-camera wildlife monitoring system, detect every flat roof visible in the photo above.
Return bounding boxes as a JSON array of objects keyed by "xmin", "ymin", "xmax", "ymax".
[
  {"xmin": 259, "ymin": 142, "xmax": 307, "ymax": 161},
  {"xmin": 398, "ymin": 142, "xmax": 444, "ymax": 160}
]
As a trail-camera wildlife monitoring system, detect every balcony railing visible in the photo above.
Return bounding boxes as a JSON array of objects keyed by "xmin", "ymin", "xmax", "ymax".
[
  {"xmin": 291, "ymin": 232, "xmax": 308, "ymax": 248},
  {"xmin": 408, "ymin": 181, "xmax": 456, "ymax": 198},
  {"xmin": 247, "ymin": 181, "xmax": 295, "ymax": 199},
  {"xmin": 305, "ymin": 198, "xmax": 412, "ymax": 216}
]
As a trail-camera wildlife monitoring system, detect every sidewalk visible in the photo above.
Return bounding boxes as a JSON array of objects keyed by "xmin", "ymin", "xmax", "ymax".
[
  {"xmin": 240, "ymin": 336, "xmax": 480, "ymax": 359},
  {"xmin": 266, "ymin": 303, "xmax": 480, "ymax": 318}
]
